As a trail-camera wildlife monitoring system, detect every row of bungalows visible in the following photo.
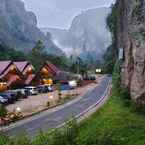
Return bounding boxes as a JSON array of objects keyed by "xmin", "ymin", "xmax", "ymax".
[{"xmin": 0, "ymin": 61, "xmax": 73, "ymax": 91}]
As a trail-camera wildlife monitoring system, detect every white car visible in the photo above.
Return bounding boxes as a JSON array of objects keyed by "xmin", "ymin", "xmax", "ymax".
[
  {"xmin": 25, "ymin": 86, "xmax": 38, "ymax": 95},
  {"xmin": 69, "ymin": 80, "xmax": 77, "ymax": 88},
  {"xmin": 47, "ymin": 85, "xmax": 53, "ymax": 92}
]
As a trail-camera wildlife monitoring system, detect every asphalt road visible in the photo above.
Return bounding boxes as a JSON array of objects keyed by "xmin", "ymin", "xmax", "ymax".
[{"xmin": 2, "ymin": 75, "xmax": 111, "ymax": 137}]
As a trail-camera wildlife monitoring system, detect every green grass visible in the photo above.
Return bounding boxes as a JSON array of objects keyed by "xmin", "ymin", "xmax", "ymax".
[
  {"xmin": 1, "ymin": 94, "xmax": 145, "ymax": 145},
  {"xmin": 78, "ymin": 95, "xmax": 145, "ymax": 145}
]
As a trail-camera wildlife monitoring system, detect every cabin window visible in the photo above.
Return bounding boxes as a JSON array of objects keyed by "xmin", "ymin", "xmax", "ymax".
[
  {"xmin": 9, "ymin": 65, "xmax": 16, "ymax": 74},
  {"xmin": 0, "ymin": 82, "xmax": 7, "ymax": 92}
]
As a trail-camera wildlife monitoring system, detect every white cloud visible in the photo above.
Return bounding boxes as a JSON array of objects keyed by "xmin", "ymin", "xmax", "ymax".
[{"xmin": 23, "ymin": 0, "xmax": 114, "ymax": 28}]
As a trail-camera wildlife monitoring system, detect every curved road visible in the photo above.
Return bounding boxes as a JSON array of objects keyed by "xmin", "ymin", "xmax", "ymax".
[{"xmin": 2, "ymin": 75, "xmax": 111, "ymax": 137}]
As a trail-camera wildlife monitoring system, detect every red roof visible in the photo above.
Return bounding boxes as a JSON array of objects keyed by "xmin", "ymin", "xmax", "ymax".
[
  {"xmin": 25, "ymin": 74, "xmax": 35, "ymax": 85},
  {"xmin": 45, "ymin": 61, "xmax": 60, "ymax": 75},
  {"xmin": 0, "ymin": 61, "xmax": 12, "ymax": 78},
  {"xmin": 7, "ymin": 75, "xmax": 20, "ymax": 86},
  {"xmin": 14, "ymin": 61, "xmax": 29, "ymax": 72}
]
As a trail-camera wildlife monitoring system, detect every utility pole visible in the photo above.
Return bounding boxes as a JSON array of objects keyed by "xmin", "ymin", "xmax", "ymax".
[{"xmin": 77, "ymin": 57, "xmax": 80, "ymax": 74}]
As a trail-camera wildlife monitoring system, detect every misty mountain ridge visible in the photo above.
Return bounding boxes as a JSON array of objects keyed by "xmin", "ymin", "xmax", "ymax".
[
  {"xmin": 41, "ymin": 7, "xmax": 111, "ymax": 60},
  {"xmin": 0, "ymin": 0, "xmax": 63, "ymax": 55}
]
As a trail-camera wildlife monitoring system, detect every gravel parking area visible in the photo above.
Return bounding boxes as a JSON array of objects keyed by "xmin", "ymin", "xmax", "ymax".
[{"xmin": 6, "ymin": 75, "xmax": 103, "ymax": 117}]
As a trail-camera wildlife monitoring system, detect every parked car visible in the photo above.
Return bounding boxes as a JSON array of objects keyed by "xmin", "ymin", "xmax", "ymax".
[
  {"xmin": 37, "ymin": 85, "xmax": 47, "ymax": 93},
  {"xmin": 11, "ymin": 89, "xmax": 28, "ymax": 99},
  {"xmin": 25, "ymin": 86, "xmax": 38, "ymax": 95},
  {"xmin": 37, "ymin": 85, "xmax": 53, "ymax": 93},
  {"xmin": 47, "ymin": 85, "xmax": 53, "ymax": 92},
  {"xmin": 5, "ymin": 90, "xmax": 18, "ymax": 101},
  {"xmin": 20, "ymin": 89, "xmax": 29, "ymax": 98},
  {"xmin": 60, "ymin": 83, "xmax": 72, "ymax": 91},
  {"xmin": 0, "ymin": 96, "xmax": 8, "ymax": 105},
  {"xmin": 0, "ymin": 93, "xmax": 14, "ymax": 104}
]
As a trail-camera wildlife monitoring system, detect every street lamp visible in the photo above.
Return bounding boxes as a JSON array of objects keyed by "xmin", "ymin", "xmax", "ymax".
[
  {"xmin": 49, "ymin": 95, "xmax": 54, "ymax": 100},
  {"xmin": 16, "ymin": 107, "xmax": 21, "ymax": 113}
]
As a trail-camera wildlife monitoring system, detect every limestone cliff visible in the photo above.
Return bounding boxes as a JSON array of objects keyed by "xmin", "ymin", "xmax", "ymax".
[
  {"xmin": 0, "ymin": 0, "xmax": 63, "ymax": 55},
  {"xmin": 41, "ymin": 7, "xmax": 111, "ymax": 61},
  {"xmin": 115, "ymin": 0, "xmax": 145, "ymax": 103}
]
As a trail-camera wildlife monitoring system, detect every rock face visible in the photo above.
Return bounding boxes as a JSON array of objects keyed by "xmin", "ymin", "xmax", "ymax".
[
  {"xmin": 41, "ymin": 7, "xmax": 111, "ymax": 60},
  {"xmin": 0, "ymin": 0, "xmax": 63, "ymax": 55},
  {"xmin": 116, "ymin": 0, "xmax": 145, "ymax": 103}
]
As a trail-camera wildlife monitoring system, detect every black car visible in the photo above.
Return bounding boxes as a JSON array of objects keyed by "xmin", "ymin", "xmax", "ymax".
[
  {"xmin": 4, "ymin": 91, "xmax": 18, "ymax": 101},
  {"xmin": 37, "ymin": 85, "xmax": 53, "ymax": 93},
  {"xmin": 37, "ymin": 85, "xmax": 49, "ymax": 93},
  {"xmin": 15, "ymin": 89, "xmax": 29, "ymax": 99},
  {"xmin": 0, "ymin": 93, "xmax": 14, "ymax": 104}
]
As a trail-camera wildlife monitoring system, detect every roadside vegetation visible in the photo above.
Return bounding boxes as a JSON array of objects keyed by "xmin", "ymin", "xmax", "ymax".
[
  {"xmin": 103, "ymin": 3, "xmax": 119, "ymax": 74},
  {"xmin": 1, "ymin": 61, "xmax": 145, "ymax": 145}
]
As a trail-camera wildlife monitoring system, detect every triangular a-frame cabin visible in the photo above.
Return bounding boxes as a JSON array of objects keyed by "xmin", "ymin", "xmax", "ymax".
[
  {"xmin": 14, "ymin": 61, "xmax": 35, "ymax": 86},
  {"xmin": 0, "ymin": 61, "xmax": 23, "ymax": 90},
  {"xmin": 32, "ymin": 61, "xmax": 60, "ymax": 85}
]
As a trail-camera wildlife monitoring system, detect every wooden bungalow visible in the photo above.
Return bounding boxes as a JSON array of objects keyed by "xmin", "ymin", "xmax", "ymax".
[
  {"xmin": 32, "ymin": 61, "xmax": 60, "ymax": 85},
  {"xmin": 0, "ymin": 61, "xmax": 23, "ymax": 91},
  {"xmin": 14, "ymin": 61, "xmax": 35, "ymax": 86},
  {"xmin": 36, "ymin": 61, "xmax": 74, "ymax": 85}
]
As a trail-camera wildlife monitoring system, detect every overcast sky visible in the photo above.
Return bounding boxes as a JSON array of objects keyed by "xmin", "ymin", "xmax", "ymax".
[{"xmin": 22, "ymin": 0, "xmax": 114, "ymax": 29}]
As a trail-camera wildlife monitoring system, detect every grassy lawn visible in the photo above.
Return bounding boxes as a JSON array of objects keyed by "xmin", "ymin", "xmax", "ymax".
[
  {"xmin": 78, "ymin": 95, "xmax": 145, "ymax": 145},
  {"xmin": 1, "ymin": 94, "xmax": 145, "ymax": 145}
]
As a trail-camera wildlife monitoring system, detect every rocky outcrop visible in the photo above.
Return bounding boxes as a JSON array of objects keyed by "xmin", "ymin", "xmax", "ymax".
[
  {"xmin": 116, "ymin": 0, "xmax": 145, "ymax": 103},
  {"xmin": 41, "ymin": 7, "xmax": 111, "ymax": 60},
  {"xmin": 0, "ymin": 0, "xmax": 63, "ymax": 55}
]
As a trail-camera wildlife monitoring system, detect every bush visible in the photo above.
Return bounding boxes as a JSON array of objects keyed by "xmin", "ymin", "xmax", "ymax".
[
  {"xmin": 119, "ymin": 87, "xmax": 131, "ymax": 106},
  {"xmin": 0, "ymin": 105, "xmax": 7, "ymax": 118},
  {"xmin": 112, "ymin": 61, "xmax": 131, "ymax": 107},
  {"xmin": 52, "ymin": 119, "xmax": 79, "ymax": 145},
  {"xmin": 63, "ymin": 119, "xmax": 79, "ymax": 145},
  {"xmin": 11, "ymin": 134, "xmax": 31, "ymax": 145},
  {"xmin": 32, "ymin": 131, "xmax": 52, "ymax": 145},
  {"xmin": 112, "ymin": 61, "xmax": 121, "ymax": 95},
  {"xmin": 0, "ymin": 134, "xmax": 11, "ymax": 145},
  {"xmin": 52, "ymin": 129, "xmax": 66, "ymax": 145}
]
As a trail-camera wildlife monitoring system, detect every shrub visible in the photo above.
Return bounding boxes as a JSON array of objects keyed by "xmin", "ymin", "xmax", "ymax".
[
  {"xmin": 112, "ymin": 61, "xmax": 121, "ymax": 96},
  {"xmin": 0, "ymin": 134, "xmax": 11, "ymax": 145},
  {"xmin": 0, "ymin": 105, "xmax": 7, "ymax": 118},
  {"xmin": 112, "ymin": 61, "xmax": 131, "ymax": 106},
  {"xmin": 32, "ymin": 131, "xmax": 52, "ymax": 145},
  {"xmin": 63, "ymin": 119, "xmax": 79, "ymax": 145},
  {"xmin": 119, "ymin": 87, "xmax": 131, "ymax": 106},
  {"xmin": 52, "ymin": 129, "xmax": 66, "ymax": 145},
  {"xmin": 10, "ymin": 134, "xmax": 31, "ymax": 145},
  {"xmin": 52, "ymin": 119, "xmax": 79, "ymax": 145}
]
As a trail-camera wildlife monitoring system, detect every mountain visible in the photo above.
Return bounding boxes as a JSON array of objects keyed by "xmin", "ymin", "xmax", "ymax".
[
  {"xmin": 41, "ymin": 7, "xmax": 111, "ymax": 60},
  {"xmin": 0, "ymin": 0, "xmax": 63, "ymax": 55},
  {"xmin": 110, "ymin": 0, "xmax": 145, "ymax": 103}
]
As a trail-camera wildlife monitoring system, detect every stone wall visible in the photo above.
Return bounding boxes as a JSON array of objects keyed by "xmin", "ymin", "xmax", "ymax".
[{"xmin": 116, "ymin": 0, "xmax": 145, "ymax": 103}]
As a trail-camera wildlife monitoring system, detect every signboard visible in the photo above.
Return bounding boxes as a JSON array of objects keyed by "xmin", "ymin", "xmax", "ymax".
[
  {"xmin": 96, "ymin": 69, "xmax": 102, "ymax": 73},
  {"xmin": 119, "ymin": 48, "xmax": 124, "ymax": 60}
]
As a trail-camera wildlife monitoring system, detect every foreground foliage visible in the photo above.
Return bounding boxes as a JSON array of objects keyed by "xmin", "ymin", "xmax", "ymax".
[
  {"xmin": 1, "ymin": 73, "xmax": 145, "ymax": 145},
  {"xmin": 1, "ymin": 91, "xmax": 145, "ymax": 145},
  {"xmin": 103, "ymin": 3, "xmax": 119, "ymax": 74}
]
